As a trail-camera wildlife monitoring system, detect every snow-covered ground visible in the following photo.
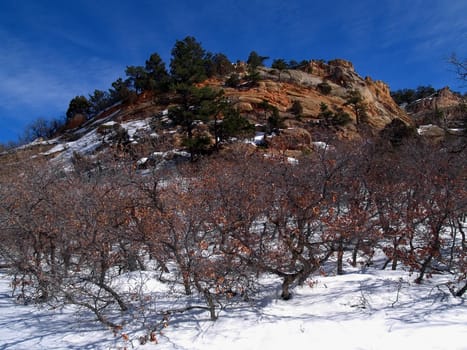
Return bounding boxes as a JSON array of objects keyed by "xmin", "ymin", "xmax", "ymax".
[
  {"xmin": 1, "ymin": 264, "xmax": 466, "ymax": 350},
  {"xmin": 38, "ymin": 116, "xmax": 154, "ymax": 168}
]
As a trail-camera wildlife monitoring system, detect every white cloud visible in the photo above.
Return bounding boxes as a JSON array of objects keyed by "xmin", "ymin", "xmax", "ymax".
[{"xmin": 0, "ymin": 30, "xmax": 120, "ymax": 117}]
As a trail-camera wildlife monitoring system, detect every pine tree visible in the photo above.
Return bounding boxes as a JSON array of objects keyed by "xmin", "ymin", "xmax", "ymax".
[
  {"xmin": 66, "ymin": 96, "xmax": 91, "ymax": 121},
  {"xmin": 170, "ymin": 36, "xmax": 208, "ymax": 85},
  {"xmin": 344, "ymin": 89, "xmax": 368, "ymax": 125},
  {"xmin": 169, "ymin": 85, "xmax": 224, "ymax": 160},
  {"xmin": 271, "ymin": 58, "xmax": 287, "ymax": 81},
  {"xmin": 125, "ymin": 65, "xmax": 148, "ymax": 94},
  {"xmin": 145, "ymin": 53, "xmax": 170, "ymax": 91}
]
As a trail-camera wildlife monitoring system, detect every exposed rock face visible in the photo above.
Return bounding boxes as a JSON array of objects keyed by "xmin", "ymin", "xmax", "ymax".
[
  {"xmin": 362, "ymin": 77, "xmax": 413, "ymax": 129},
  {"xmin": 434, "ymin": 87, "xmax": 464, "ymax": 109},
  {"xmin": 219, "ymin": 60, "xmax": 411, "ymax": 135},
  {"xmin": 406, "ymin": 87, "xmax": 466, "ymax": 128},
  {"xmin": 304, "ymin": 59, "xmax": 357, "ymax": 87},
  {"xmin": 408, "ymin": 87, "xmax": 463, "ymax": 114}
]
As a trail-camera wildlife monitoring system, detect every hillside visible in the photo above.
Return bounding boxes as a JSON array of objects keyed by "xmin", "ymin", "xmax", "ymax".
[{"xmin": 1, "ymin": 58, "xmax": 415, "ymax": 168}]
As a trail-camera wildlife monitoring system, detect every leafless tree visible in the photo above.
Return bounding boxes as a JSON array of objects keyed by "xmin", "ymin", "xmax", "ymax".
[{"xmin": 450, "ymin": 54, "xmax": 467, "ymax": 84}]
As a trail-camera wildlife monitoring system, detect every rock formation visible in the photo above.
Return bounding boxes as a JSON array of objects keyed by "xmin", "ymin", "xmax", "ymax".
[
  {"xmin": 218, "ymin": 59, "xmax": 411, "ymax": 136},
  {"xmin": 406, "ymin": 87, "xmax": 466, "ymax": 128}
]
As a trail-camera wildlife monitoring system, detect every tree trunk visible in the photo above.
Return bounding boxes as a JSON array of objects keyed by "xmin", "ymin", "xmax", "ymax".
[
  {"xmin": 281, "ymin": 275, "xmax": 294, "ymax": 300},
  {"xmin": 351, "ymin": 239, "xmax": 360, "ymax": 267},
  {"xmin": 415, "ymin": 255, "xmax": 433, "ymax": 284},
  {"xmin": 455, "ymin": 281, "xmax": 467, "ymax": 297},
  {"xmin": 392, "ymin": 238, "xmax": 399, "ymax": 270},
  {"xmin": 337, "ymin": 239, "xmax": 344, "ymax": 275},
  {"xmin": 92, "ymin": 279, "xmax": 128, "ymax": 312},
  {"xmin": 391, "ymin": 256, "xmax": 398, "ymax": 271},
  {"xmin": 203, "ymin": 289, "xmax": 218, "ymax": 321},
  {"xmin": 458, "ymin": 218, "xmax": 466, "ymax": 249},
  {"xmin": 182, "ymin": 271, "xmax": 192, "ymax": 295}
]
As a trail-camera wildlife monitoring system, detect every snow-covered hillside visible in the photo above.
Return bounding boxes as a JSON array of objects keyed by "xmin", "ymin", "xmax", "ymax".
[{"xmin": 1, "ymin": 261, "xmax": 466, "ymax": 350}]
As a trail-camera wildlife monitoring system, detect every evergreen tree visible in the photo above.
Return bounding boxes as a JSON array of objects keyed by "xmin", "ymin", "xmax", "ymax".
[
  {"xmin": 247, "ymin": 51, "xmax": 268, "ymax": 70},
  {"xmin": 267, "ymin": 107, "xmax": 284, "ymax": 132},
  {"xmin": 318, "ymin": 102, "xmax": 334, "ymax": 126},
  {"xmin": 88, "ymin": 89, "xmax": 111, "ymax": 116},
  {"xmin": 145, "ymin": 53, "xmax": 170, "ymax": 91},
  {"xmin": 219, "ymin": 109, "xmax": 255, "ymax": 141},
  {"xmin": 169, "ymin": 84, "xmax": 224, "ymax": 160},
  {"xmin": 258, "ymin": 100, "xmax": 283, "ymax": 132},
  {"xmin": 246, "ymin": 51, "xmax": 269, "ymax": 83},
  {"xmin": 205, "ymin": 52, "xmax": 234, "ymax": 77},
  {"xmin": 380, "ymin": 119, "xmax": 415, "ymax": 146},
  {"xmin": 109, "ymin": 78, "xmax": 136, "ymax": 104},
  {"xmin": 317, "ymin": 82, "xmax": 332, "ymax": 95},
  {"xmin": 125, "ymin": 65, "xmax": 148, "ymax": 94},
  {"xmin": 290, "ymin": 100, "xmax": 303, "ymax": 117},
  {"xmin": 317, "ymin": 103, "xmax": 351, "ymax": 127},
  {"xmin": 66, "ymin": 96, "xmax": 91, "ymax": 121},
  {"xmin": 333, "ymin": 109, "xmax": 352, "ymax": 126},
  {"xmin": 344, "ymin": 89, "xmax": 368, "ymax": 125},
  {"xmin": 391, "ymin": 85, "xmax": 436, "ymax": 105},
  {"xmin": 225, "ymin": 73, "xmax": 241, "ymax": 88},
  {"xmin": 170, "ymin": 36, "xmax": 208, "ymax": 84},
  {"xmin": 272, "ymin": 58, "xmax": 288, "ymax": 81},
  {"xmin": 415, "ymin": 85, "xmax": 436, "ymax": 100}
]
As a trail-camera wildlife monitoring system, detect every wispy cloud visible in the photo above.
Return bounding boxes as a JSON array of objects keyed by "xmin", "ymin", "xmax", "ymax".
[
  {"xmin": 0, "ymin": 30, "xmax": 120, "ymax": 119},
  {"xmin": 377, "ymin": 0, "xmax": 467, "ymax": 55}
]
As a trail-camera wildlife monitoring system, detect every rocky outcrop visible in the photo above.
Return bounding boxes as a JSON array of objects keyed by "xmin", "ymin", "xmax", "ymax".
[
  {"xmin": 408, "ymin": 87, "xmax": 463, "ymax": 114},
  {"xmin": 362, "ymin": 77, "xmax": 413, "ymax": 129},
  {"xmin": 266, "ymin": 128, "xmax": 312, "ymax": 151},
  {"xmin": 406, "ymin": 87, "xmax": 466, "ymax": 128},
  {"xmin": 305, "ymin": 59, "xmax": 358, "ymax": 87},
  {"xmin": 219, "ymin": 60, "xmax": 411, "ymax": 135},
  {"xmin": 417, "ymin": 124, "xmax": 446, "ymax": 143}
]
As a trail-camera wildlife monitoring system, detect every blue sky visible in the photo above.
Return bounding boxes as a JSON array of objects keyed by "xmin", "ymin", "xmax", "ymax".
[{"xmin": 1, "ymin": 0, "xmax": 466, "ymax": 144}]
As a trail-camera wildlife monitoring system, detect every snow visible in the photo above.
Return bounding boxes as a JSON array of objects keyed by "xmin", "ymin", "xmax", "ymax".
[
  {"xmin": 413, "ymin": 96, "xmax": 434, "ymax": 104},
  {"xmin": 137, "ymin": 157, "xmax": 149, "ymax": 166},
  {"xmin": 312, "ymin": 141, "xmax": 329, "ymax": 149},
  {"xmin": 121, "ymin": 118, "xmax": 152, "ymax": 141},
  {"xmin": 87, "ymin": 109, "xmax": 121, "ymax": 129},
  {"xmin": 39, "ymin": 117, "xmax": 153, "ymax": 162},
  {"xmin": 312, "ymin": 141, "xmax": 336, "ymax": 152},
  {"xmin": 41, "ymin": 143, "xmax": 67, "ymax": 155},
  {"xmin": 418, "ymin": 124, "xmax": 436, "ymax": 131},
  {"xmin": 102, "ymin": 121, "xmax": 117, "ymax": 127},
  {"xmin": 447, "ymin": 128, "xmax": 465, "ymax": 135},
  {"xmin": 1, "ymin": 264, "xmax": 466, "ymax": 350},
  {"xmin": 0, "ymin": 274, "xmax": 115, "ymax": 349},
  {"xmin": 417, "ymin": 124, "xmax": 445, "ymax": 136},
  {"xmin": 48, "ymin": 129, "xmax": 102, "ymax": 163},
  {"xmin": 247, "ymin": 132, "xmax": 265, "ymax": 146}
]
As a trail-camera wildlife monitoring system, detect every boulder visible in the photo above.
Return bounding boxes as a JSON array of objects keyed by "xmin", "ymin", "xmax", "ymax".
[
  {"xmin": 417, "ymin": 124, "xmax": 445, "ymax": 142},
  {"xmin": 236, "ymin": 102, "xmax": 254, "ymax": 112},
  {"xmin": 267, "ymin": 128, "xmax": 312, "ymax": 151}
]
